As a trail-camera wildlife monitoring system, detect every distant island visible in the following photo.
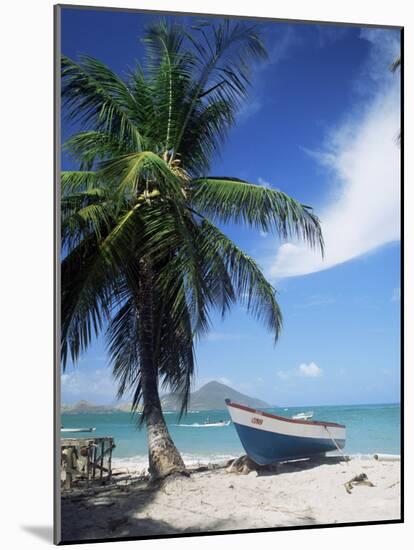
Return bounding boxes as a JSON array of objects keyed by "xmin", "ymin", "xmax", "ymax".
[
  {"xmin": 61, "ymin": 381, "xmax": 271, "ymax": 414},
  {"xmin": 61, "ymin": 401, "xmax": 131, "ymax": 415}
]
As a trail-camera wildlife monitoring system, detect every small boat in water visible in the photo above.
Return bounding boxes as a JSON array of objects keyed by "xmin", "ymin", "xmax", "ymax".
[
  {"xmin": 225, "ymin": 399, "xmax": 346, "ymax": 465},
  {"xmin": 292, "ymin": 411, "xmax": 314, "ymax": 421},
  {"xmin": 203, "ymin": 417, "xmax": 230, "ymax": 427}
]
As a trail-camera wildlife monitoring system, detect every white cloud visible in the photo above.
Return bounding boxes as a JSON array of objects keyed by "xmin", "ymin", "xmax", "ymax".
[
  {"xmin": 276, "ymin": 361, "xmax": 323, "ymax": 380},
  {"xmin": 268, "ymin": 30, "xmax": 400, "ymax": 279},
  {"xmin": 298, "ymin": 362, "xmax": 322, "ymax": 378}
]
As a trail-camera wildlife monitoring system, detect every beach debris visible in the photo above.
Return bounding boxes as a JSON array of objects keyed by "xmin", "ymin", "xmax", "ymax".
[
  {"xmin": 344, "ymin": 473, "xmax": 375, "ymax": 494},
  {"xmin": 61, "ymin": 437, "xmax": 115, "ymax": 490},
  {"xmin": 374, "ymin": 453, "xmax": 400, "ymax": 462},
  {"xmin": 226, "ymin": 455, "xmax": 259, "ymax": 475},
  {"xmin": 226, "ymin": 455, "xmax": 281, "ymax": 475},
  {"xmin": 387, "ymin": 480, "xmax": 400, "ymax": 489},
  {"xmin": 61, "ymin": 446, "xmax": 79, "ymax": 490}
]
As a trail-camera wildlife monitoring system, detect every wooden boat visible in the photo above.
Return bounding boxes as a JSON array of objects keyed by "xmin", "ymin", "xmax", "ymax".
[{"xmin": 225, "ymin": 399, "xmax": 346, "ymax": 465}]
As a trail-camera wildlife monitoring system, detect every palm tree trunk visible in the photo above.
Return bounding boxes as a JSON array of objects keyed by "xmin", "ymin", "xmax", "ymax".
[{"xmin": 138, "ymin": 260, "xmax": 186, "ymax": 480}]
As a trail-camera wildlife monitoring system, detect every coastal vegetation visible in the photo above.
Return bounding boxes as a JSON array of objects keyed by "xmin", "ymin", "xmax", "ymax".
[{"xmin": 61, "ymin": 20, "xmax": 323, "ymax": 479}]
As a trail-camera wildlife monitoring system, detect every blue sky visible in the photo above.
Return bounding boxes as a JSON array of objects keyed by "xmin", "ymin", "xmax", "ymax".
[{"xmin": 60, "ymin": 7, "xmax": 401, "ymax": 407}]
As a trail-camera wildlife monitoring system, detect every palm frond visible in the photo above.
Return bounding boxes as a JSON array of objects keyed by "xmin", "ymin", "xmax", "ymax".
[
  {"xmin": 172, "ymin": 20, "xmax": 267, "ymax": 161},
  {"xmin": 61, "ymin": 171, "xmax": 98, "ymax": 195},
  {"xmin": 107, "ymin": 298, "xmax": 142, "ymax": 404},
  {"xmin": 98, "ymin": 151, "xmax": 186, "ymax": 203},
  {"xmin": 61, "ymin": 55, "xmax": 144, "ymax": 151},
  {"xmin": 191, "ymin": 178, "xmax": 324, "ymax": 253},
  {"xmin": 197, "ymin": 219, "xmax": 283, "ymax": 341},
  {"xmin": 64, "ymin": 131, "xmax": 129, "ymax": 170},
  {"xmin": 177, "ymin": 99, "xmax": 234, "ymax": 175},
  {"xmin": 61, "ymin": 236, "xmax": 123, "ymax": 367},
  {"xmin": 61, "ymin": 191, "xmax": 116, "ymax": 247}
]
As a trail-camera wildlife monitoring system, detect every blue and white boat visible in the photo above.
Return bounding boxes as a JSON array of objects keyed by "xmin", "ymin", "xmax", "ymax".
[{"xmin": 225, "ymin": 399, "xmax": 346, "ymax": 465}]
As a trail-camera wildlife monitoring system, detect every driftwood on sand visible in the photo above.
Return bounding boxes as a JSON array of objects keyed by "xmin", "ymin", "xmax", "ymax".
[{"xmin": 344, "ymin": 472, "xmax": 375, "ymax": 494}]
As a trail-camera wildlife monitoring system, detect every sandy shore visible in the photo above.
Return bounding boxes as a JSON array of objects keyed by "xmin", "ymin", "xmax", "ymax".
[{"xmin": 61, "ymin": 455, "xmax": 401, "ymax": 542}]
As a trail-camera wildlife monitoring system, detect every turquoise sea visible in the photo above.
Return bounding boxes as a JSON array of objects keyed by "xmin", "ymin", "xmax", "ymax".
[{"xmin": 61, "ymin": 403, "xmax": 400, "ymax": 467}]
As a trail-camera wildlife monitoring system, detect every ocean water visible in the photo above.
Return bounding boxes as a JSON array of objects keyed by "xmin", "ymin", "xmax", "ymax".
[{"xmin": 61, "ymin": 403, "xmax": 400, "ymax": 467}]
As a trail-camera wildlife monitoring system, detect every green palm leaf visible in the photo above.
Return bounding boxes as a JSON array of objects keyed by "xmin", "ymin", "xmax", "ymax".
[
  {"xmin": 191, "ymin": 177, "xmax": 324, "ymax": 253},
  {"xmin": 62, "ymin": 55, "xmax": 144, "ymax": 151}
]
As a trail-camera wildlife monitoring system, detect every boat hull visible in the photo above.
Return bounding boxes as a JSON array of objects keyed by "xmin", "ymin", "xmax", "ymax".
[{"xmin": 226, "ymin": 400, "xmax": 346, "ymax": 465}]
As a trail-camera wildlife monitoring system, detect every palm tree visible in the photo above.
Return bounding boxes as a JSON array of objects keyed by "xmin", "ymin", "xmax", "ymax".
[{"xmin": 61, "ymin": 20, "xmax": 324, "ymax": 480}]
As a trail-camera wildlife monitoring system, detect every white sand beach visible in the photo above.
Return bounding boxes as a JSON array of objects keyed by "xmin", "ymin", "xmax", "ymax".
[{"xmin": 61, "ymin": 455, "xmax": 401, "ymax": 542}]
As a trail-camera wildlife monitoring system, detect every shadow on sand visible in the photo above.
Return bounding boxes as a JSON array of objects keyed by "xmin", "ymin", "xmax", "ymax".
[
  {"xmin": 257, "ymin": 455, "xmax": 348, "ymax": 477},
  {"xmin": 60, "ymin": 476, "xmax": 198, "ymax": 543},
  {"xmin": 59, "ymin": 457, "xmax": 345, "ymax": 542}
]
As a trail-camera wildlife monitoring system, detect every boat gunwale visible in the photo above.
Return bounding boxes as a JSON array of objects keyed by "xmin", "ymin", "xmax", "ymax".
[{"xmin": 225, "ymin": 400, "xmax": 346, "ymax": 429}]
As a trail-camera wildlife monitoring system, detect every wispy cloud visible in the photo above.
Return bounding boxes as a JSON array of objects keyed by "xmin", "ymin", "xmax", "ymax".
[
  {"xmin": 314, "ymin": 24, "xmax": 350, "ymax": 48},
  {"xmin": 238, "ymin": 98, "xmax": 262, "ymax": 123},
  {"xmin": 266, "ymin": 26, "xmax": 301, "ymax": 65},
  {"xmin": 62, "ymin": 367, "xmax": 117, "ymax": 403},
  {"xmin": 238, "ymin": 26, "xmax": 301, "ymax": 123},
  {"xmin": 267, "ymin": 29, "xmax": 401, "ymax": 279}
]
